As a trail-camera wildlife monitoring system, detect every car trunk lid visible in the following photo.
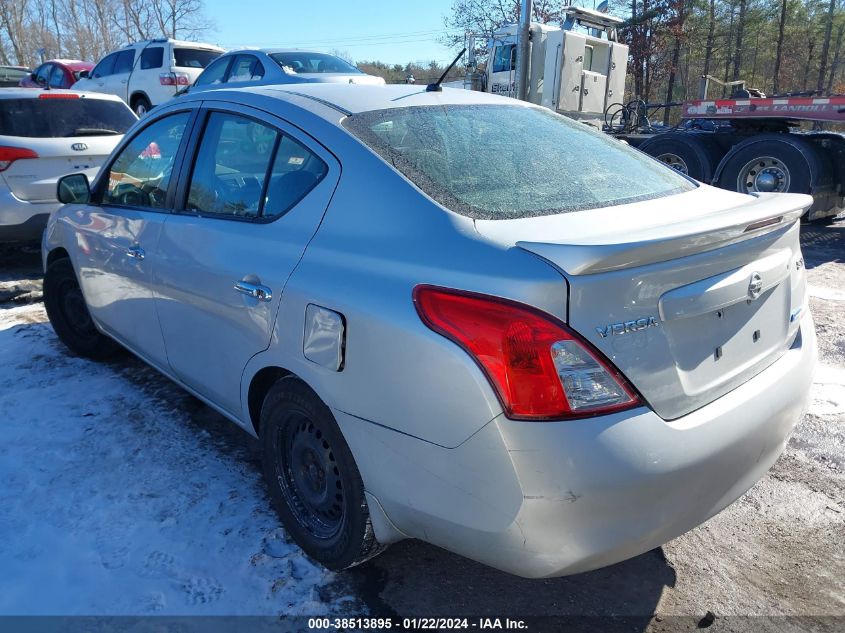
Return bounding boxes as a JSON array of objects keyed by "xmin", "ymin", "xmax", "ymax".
[
  {"xmin": 1, "ymin": 135, "xmax": 119, "ymax": 202},
  {"xmin": 473, "ymin": 186, "xmax": 811, "ymax": 420}
]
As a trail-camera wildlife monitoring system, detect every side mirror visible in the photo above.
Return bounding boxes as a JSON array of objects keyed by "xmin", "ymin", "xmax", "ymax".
[
  {"xmin": 30, "ymin": 72, "xmax": 38, "ymax": 81},
  {"xmin": 57, "ymin": 173, "xmax": 91, "ymax": 204},
  {"xmin": 78, "ymin": 70, "xmax": 90, "ymax": 79}
]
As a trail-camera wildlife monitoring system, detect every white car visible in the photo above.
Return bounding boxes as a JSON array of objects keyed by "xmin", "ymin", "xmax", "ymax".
[
  {"xmin": 0, "ymin": 89, "xmax": 136, "ymax": 242},
  {"xmin": 186, "ymin": 49, "xmax": 385, "ymax": 94},
  {"xmin": 72, "ymin": 39, "xmax": 224, "ymax": 116}
]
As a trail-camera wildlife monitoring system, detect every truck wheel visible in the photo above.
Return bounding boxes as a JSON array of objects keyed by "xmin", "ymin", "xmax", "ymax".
[
  {"xmin": 43, "ymin": 257, "xmax": 122, "ymax": 360},
  {"xmin": 131, "ymin": 95, "xmax": 152, "ymax": 117},
  {"xmin": 638, "ymin": 133, "xmax": 721, "ymax": 183},
  {"xmin": 714, "ymin": 134, "xmax": 831, "ymax": 197},
  {"xmin": 260, "ymin": 377, "xmax": 384, "ymax": 570}
]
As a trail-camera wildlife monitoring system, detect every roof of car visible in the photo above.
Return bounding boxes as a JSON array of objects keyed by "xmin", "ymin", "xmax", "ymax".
[
  {"xmin": 219, "ymin": 48, "xmax": 344, "ymax": 55},
  {"xmin": 246, "ymin": 83, "xmax": 529, "ymax": 116},
  {"xmin": 0, "ymin": 88, "xmax": 126, "ymax": 102},
  {"xmin": 50, "ymin": 59, "xmax": 94, "ymax": 69}
]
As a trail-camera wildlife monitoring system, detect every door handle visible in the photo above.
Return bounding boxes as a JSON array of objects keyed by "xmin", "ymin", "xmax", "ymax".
[
  {"xmin": 125, "ymin": 246, "xmax": 145, "ymax": 261},
  {"xmin": 234, "ymin": 280, "xmax": 272, "ymax": 302}
]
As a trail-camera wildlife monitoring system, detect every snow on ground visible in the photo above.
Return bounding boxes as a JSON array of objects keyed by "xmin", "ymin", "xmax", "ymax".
[
  {"xmin": 807, "ymin": 284, "xmax": 845, "ymax": 302},
  {"xmin": 0, "ymin": 302, "xmax": 357, "ymax": 615},
  {"xmin": 810, "ymin": 364, "xmax": 845, "ymax": 417}
]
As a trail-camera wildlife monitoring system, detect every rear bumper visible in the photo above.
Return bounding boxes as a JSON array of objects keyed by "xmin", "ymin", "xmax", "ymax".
[
  {"xmin": 0, "ymin": 189, "xmax": 57, "ymax": 242},
  {"xmin": 339, "ymin": 315, "xmax": 816, "ymax": 578}
]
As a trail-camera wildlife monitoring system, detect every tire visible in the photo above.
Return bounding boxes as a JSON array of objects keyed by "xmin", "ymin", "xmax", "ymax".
[
  {"xmin": 260, "ymin": 378, "xmax": 384, "ymax": 570},
  {"xmin": 132, "ymin": 95, "xmax": 152, "ymax": 117},
  {"xmin": 714, "ymin": 134, "xmax": 832, "ymax": 197},
  {"xmin": 43, "ymin": 257, "xmax": 122, "ymax": 360},
  {"xmin": 638, "ymin": 133, "xmax": 721, "ymax": 183}
]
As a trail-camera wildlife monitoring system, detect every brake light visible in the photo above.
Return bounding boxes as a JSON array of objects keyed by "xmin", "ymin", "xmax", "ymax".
[
  {"xmin": 38, "ymin": 92, "xmax": 80, "ymax": 99},
  {"xmin": 159, "ymin": 72, "xmax": 190, "ymax": 86},
  {"xmin": 413, "ymin": 286, "xmax": 640, "ymax": 420},
  {"xmin": 0, "ymin": 146, "xmax": 38, "ymax": 172}
]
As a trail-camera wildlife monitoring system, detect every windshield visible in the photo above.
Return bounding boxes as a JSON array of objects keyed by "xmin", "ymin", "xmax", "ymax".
[
  {"xmin": 343, "ymin": 104, "xmax": 695, "ymax": 220},
  {"xmin": 174, "ymin": 48, "xmax": 221, "ymax": 69},
  {"xmin": 269, "ymin": 52, "xmax": 362, "ymax": 75},
  {"xmin": 0, "ymin": 97, "xmax": 136, "ymax": 138}
]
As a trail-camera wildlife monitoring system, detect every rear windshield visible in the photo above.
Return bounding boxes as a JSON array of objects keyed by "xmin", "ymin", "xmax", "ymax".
[
  {"xmin": 174, "ymin": 48, "xmax": 221, "ymax": 68},
  {"xmin": 342, "ymin": 104, "xmax": 695, "ymax": 220},
  {"xmin": 0, "ymin": 98, "xmax": 136, "ymax": 138},
  {"xmin": 269, "ymin": 52, "xmax": 362, "ymax": 75}
]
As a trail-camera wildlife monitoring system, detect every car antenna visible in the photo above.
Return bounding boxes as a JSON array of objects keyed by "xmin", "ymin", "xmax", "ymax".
[{"xmin": 426, "ymin": 47, "xmax": 466, "ymax": 92}]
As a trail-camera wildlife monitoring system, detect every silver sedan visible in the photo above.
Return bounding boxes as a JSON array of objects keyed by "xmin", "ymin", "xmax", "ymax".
[{"xmin": 42, "ymin": 84, "xmax": 816, "ymax": 578}]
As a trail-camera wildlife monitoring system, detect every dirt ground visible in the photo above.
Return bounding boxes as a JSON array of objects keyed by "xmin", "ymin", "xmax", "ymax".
[{"xmin": 1, "ymin": 218, "xmax": 843, "ymax": 631}]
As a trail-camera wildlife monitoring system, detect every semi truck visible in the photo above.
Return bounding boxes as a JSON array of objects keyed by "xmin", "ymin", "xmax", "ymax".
[{"xmin": 464, "ymin": 5, "xmax": 843, "ymax": 222}]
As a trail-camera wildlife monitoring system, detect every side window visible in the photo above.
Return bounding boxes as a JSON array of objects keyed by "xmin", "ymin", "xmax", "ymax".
[
  {"xmin": 263, "ymin": 136, "xmax": 327, "ymax": 218},
  {"xmin": 195, "ymin": 57, "xmax": 230, "ymax": 86},
  {"xmin": 114, "ymin": 50, "xmax": 135, "ymax": 75},
  {"xmin": 103, "ymin": 112, "xmax": 190, "ymax": 209},
  {"xmin": 228, "ymin": 55, "xmax": 263, "ymax": 83},
  {"xmin": 48, "ymin": 65, "xmax": 66, "ymax": 88},
  {"xmin": 140, "ymin": 47, "xmax": 164, "ymax": 70},
  {"xmin": 492, "ymin": 44, "xmax": 516, "ymax": 73},
  {"xmin": 35, "ymin": 64, "xmax": 52, "ymax": 84},
  {"xmin": 187, "ymin": 113, "xmax": 278, "ymax": 218},
  {"xmin": 92, "ymin": 54, "xmax": 117, "ymax": 79}
]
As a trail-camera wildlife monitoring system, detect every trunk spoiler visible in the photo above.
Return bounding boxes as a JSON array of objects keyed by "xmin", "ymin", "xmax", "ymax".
[{"xmin": 516, "ymin": 193, "xmax": 811, "ymax": 275}]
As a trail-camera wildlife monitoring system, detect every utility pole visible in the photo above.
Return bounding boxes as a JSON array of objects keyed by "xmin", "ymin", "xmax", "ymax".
[{"xmin": 516, "ymin": 0, "xmax": 532, "ymax": 100}]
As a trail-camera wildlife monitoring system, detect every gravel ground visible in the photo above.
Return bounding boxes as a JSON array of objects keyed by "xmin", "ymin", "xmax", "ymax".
[{"xmin": 0, "ymin": 218, "xmax": 842, "ymax": 630}]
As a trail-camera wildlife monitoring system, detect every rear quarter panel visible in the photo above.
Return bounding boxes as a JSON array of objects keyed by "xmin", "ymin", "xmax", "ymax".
[{"xmin": 243, "ymin": 129, "xmax": 569, "ymax": 448}]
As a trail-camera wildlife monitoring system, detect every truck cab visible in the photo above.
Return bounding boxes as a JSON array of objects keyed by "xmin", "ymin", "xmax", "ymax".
[{"xmin": 479, "ymin": 7, "xmax": 628, "ymax": 125}]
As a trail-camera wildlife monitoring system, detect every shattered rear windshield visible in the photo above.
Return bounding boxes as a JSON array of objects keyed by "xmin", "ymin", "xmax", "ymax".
[{"xmin": 342, "ymin": 104, "xmax": 695, "ymax": 220}]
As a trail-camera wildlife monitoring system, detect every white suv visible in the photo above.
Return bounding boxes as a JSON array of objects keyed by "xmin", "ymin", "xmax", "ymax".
[{"xmin": 72, "ymin": 39, "xmax": 224, "ymax": 116}]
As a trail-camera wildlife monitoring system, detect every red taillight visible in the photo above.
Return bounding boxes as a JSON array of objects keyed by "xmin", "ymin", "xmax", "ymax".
[
  {"xmin": 160, "ymin": 72, "xmax": 190, "ymax": 86},
  {"xmin": 0, "ymin": 146, "xmax": 38, "ymax": 172},
  {"xmin": 413, "ymin": 285, "xmax": 641, "ymax": 420},
  {"xmin": 38, "ymin": 92, "xmax": 80, "ymax": 99}
]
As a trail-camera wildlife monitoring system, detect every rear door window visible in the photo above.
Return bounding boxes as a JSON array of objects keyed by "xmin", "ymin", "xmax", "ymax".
[
  {"xmin": 186, "ymin": 112, "xmax": 326, "ymax": 220},
  {"xmin": 174, "ymin": 48, "xmax": 220, "ymax": 69},
  {"xmin": 103, "ymin": 112, "xmax": 190, "ymax": 209},
  {"xmin": 114, "ymin": 50, "xmax": 135, "ymax": 75},
  {"xmin": 141, "ymin": 47, "xmax": 164, "ymax": 70},
  {"xmin": 0, "ymin": 97, "xmax": 137, "ymax": 138},
  {"xmin": 48, "ymin": 65, "xmax": 66, "ymax": 88}
]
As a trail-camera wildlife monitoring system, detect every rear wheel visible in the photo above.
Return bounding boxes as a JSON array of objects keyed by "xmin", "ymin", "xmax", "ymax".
[
  {"xmin": 260, "ymin": 378, "xmax": 384, "ymax": 570},
  {"xmin": 714, "ymin": 134, "xmax": 831, "ymax": 197},
  {"xmin": 43, "ymin": 257, "xmax": 122, "ymax": 360},
  {"xmin": 638, "ymin": 133, "xmax": 721, "ymax": 183},
  {"xmin": 132, "ymin": 95, "xmax": 152, "ymax": 117}
]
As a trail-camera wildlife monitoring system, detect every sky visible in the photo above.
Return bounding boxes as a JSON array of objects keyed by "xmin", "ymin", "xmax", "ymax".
[{"xmin": 202, "ymin": 0, "xmax": 461, "ymax": 66}]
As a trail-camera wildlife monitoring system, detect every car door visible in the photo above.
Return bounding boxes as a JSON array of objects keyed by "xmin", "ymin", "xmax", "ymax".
[
  {"xmin": 76, "ymin": 53, "xmax": 116, "ymax": 92},
  {"xmin": 106, "ymin": 50, "xmax": 135, "ymax": 101},
  {"xmin": 153, "ymin": 104, "xmax": 339, "ymax": 415},
  {"xmin": 33, "ymin": 63, "xmax": 52, "ymax": 87},
  {"xmin": 68, "ymin": 108, "xmax": 197, "ymax": 367},
  {"xmin": 48, "ymin": 64, "xmax": 67, "ymax": 89}
]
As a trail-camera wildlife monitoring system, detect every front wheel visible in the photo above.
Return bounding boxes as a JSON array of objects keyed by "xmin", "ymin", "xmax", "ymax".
[
  {"xmin": 43, "ymin": 257, "xmax": 122, "ymax": 360},
  {"xmin": 260, "ymin": 378, "xmax": 384, "ymax": 570}
]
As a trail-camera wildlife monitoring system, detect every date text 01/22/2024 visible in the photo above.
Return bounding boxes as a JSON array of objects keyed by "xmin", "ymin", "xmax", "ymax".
[{"xmin": 307, "ymin": 618, "xmax": 529, "ymax": 630}]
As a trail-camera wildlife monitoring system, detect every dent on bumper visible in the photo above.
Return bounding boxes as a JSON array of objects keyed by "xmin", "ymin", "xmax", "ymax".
[{"xmin": 337, "ymin": 316, "xmax": 816, "ymax": 579}]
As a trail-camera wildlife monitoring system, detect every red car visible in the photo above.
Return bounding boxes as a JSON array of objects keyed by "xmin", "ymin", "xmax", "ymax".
[{"xmin": 19, "ymin": 59, "xmax": 94, "ymax": 89}]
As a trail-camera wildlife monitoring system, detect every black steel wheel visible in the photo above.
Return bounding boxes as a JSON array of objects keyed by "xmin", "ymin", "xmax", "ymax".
[
  {"xmin": 260, "ymin": 377, "xmax": 385, "ymax": 569},
  {"xmin": 43, "ymin": 257, "xmax": 122, "ymax": 360}
]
